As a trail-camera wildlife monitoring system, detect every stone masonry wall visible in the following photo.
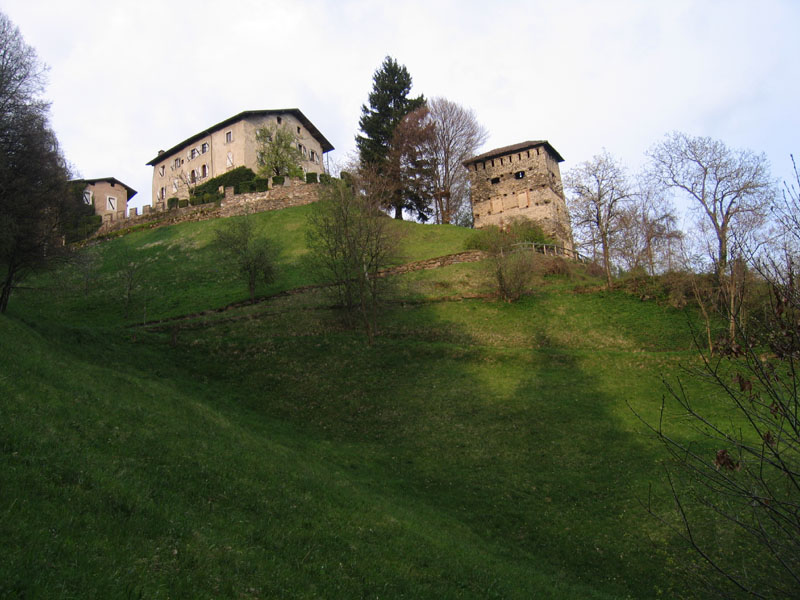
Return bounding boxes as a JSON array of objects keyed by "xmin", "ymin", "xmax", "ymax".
[
  {"xmin": 467, "ymin": 146, "xmax": 573, "ymax": 249},
  {"xmin": 94, "ymin": 180, "xmax": 321, "ymax": 237}
]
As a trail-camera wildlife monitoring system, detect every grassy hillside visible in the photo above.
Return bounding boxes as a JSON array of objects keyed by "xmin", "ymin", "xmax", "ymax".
[{"xmin": 1, "ymin": 206, "xmax": 732, "ymax": 598}]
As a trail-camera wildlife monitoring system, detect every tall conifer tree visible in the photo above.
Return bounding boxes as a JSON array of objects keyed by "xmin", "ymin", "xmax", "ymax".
[
  {"xmin": 356, "ymin": 56, "xmax": 425, "ymax": 218},
  {"xmin": 356, "ymin": 57, "xmax": 424, "ymax": 168}
]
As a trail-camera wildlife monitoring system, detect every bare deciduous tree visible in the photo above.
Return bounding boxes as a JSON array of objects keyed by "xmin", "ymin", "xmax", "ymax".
[
  {"xmin": 647, "ymin": 132, "xmax": 773, "ymax": 277},
  {"xmin": 643, "ymin": 254, "xmax": 800, "ymax": 600},
  {"xmin": 213, "ymin": 213, "xmax": 278, "ymax": 303},
  {"xmin": 773, "ymin": 154, "xmax": 800, "ymax": 256},
  {"xmin": 426, "ymin": 98, "xmax": 488, "ymax": 225},
  {"xmin": 306, "ymin": 177, "xmax": 398, "ymax": 345},
  {"xmin": 565, "ymin": 150, "xmax": 633, "ymax": 289},
  {"xmin": 382, "ymin": 106, "xmax": 435, "ymax": 222},
  {"xmin": 637, "ymin": 158, "xmax": 800, "ymax": 598},
  {"xmin": 615, "ymin": 182, "xmax": 683, "ymax": 275},
  {"xmin": 117, "ymin": 246, "xmax": 151, "ymax": 319}
]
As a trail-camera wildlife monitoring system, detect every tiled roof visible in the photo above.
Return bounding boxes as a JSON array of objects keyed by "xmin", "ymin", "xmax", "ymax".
[
  {"xmin": 146, "ymin": 108, "xmax": 334, "ymax": 165},
  {"xmin": 464, "ymin": 140, "xmax": 564, "ymax": 166}
]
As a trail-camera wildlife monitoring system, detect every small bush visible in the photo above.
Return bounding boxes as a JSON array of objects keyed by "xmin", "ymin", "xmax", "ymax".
[
  {"xmin": 167, "ymin": 197, "xmax": 179, "ymax": 210},
  {"xmin": 541, "ymin": 256, "xmax": 573, "ymax": 278},
  {"xmin": 272, "ymin": 176, "xmax": 285, "ymax": 186},
  {"xmin": 254, "ymin": 178, "xmax": 270, "ymax": 192},
  {"xmin": 306, "ymin": 172, "xmax": 318, "ymax": 184},
  {"xmin": 464, "ymin": 218, "xmax": 554, "ymax": 253},
  {"xmin": 237, "ymin": 181, "xmax": 254, "ymax": 194},
  {"xmin": 490, "ymin": 250, "xmax": 537, "ymax": 302},
  {"xmin": 504, "ymin": 217, "xmax": 553, "ymax": 245},
  {"xmin": 319, "ymin": 173, "xmax": 332, "ymax": 185},
  {"xmin": 584, "ymin": 261, "xmax": 605, "ymax": 278},
  {"xmin": 178, "ymin": 199, "xmax": 189, "ymax": 208}
]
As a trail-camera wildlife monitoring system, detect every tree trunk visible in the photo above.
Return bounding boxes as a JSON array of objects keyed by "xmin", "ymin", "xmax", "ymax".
[
  {"xmin": 717, "ymin": 228, "xmax": 728, "ymax": 280},
  {"xmin": 393, "ymin": 204, "xmax": 403, "ymax": 220},
  {"xmin": 601, "ymin": 231, "xmax": 612, "ymax": 290},
  {"xmin": 1, "ymin": 260, "xmax": 19, "ymax": 313},
  {"xmin": 249, "ymin": 273, "xmax": 256, "ymax": 304}
]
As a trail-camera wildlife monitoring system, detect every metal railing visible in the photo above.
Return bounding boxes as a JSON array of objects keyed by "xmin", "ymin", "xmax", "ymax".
[{"xmin": 510, "ymin": 242, "xmax": 591, "ymax": 263}]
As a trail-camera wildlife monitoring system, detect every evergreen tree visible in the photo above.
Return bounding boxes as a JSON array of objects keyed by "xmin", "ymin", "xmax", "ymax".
[
  {"xmin": 356, "ymin": 56, "xmax": 424, "ymax": 170},
  {"xmin": 356, "ymin": 56, "xmax": 425, "ymax": 219}
]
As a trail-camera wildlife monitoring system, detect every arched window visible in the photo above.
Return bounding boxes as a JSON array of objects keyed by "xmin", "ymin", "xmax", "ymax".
[
  {"xmin": 201, "ymin": 164, "xmax": 208, "ymax": 178},
  {"xmin": 190, "ymin": 170, "xmax": 196, "ymax": 183}
]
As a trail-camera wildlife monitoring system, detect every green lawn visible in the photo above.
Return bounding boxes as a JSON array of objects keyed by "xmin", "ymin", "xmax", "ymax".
[{"xmin": 1, "ymin": 208, "xmax": 738, "ymax": 598}]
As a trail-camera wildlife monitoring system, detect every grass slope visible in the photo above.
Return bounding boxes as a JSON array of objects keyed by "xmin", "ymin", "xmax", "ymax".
[{"xmin": 2, "ymin": 206, "xmax": 730, "ymax": 598}]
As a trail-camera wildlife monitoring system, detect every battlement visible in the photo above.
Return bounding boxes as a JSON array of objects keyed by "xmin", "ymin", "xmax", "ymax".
[{"xmin": 464, "ymin": 141, "xmax": 573, "ymax": 249}]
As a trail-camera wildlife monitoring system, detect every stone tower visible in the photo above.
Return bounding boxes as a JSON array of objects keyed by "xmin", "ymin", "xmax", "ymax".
[{"xmin": 464, "ymin": 140, "xmax": 573, "ymax": 249}]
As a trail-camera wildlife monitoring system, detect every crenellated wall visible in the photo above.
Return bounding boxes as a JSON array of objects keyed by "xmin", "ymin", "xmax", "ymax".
[
  {"xmin": 465, "ymin": 141, "xmax": 573, "ymax": 249},
  {"xmin": 94, "ymin": 179, "xmax": 321, "ymax": 237}
]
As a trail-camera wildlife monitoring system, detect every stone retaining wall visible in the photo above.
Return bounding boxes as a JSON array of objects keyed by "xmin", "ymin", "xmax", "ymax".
[{"xmin": 94, "ymin": 181, "xmax": 322, "ymax": 237}]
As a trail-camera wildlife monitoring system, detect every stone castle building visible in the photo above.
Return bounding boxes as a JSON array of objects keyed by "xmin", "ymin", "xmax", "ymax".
[
  {"xmin": 72, "ymin": 177, "xmax": 137, "ymax": 224},
  {"xmin": 464, "ymin": 140, "xmax": 573, "ymax": 248},
  {"xmin": 146, "ymin": 109, "xmax": 333, "ymax": 208}
]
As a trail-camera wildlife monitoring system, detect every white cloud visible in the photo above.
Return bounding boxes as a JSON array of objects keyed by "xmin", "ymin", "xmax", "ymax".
[{"xmin": 3, "ymin": 0, "xmax": 798, "ymax": 212}]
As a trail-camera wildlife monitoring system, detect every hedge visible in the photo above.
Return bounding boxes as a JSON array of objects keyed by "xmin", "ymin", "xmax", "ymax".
[{"xmin": 192, "ymin": 166, "xmax": 256, "ymax": 197}]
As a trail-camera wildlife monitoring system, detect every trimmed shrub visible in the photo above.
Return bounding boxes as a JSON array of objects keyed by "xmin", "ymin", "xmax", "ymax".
[
  {"xmin": 167, "ymin": 197, "xmax": 179, "ymax": 210},
  {"xmin": 272, "ymin": 176, "xmax": 285, "ymax": 186},
  {"xmin": 319, "ymin": 173, "xmax": 332, "ymax": 185},
  {"xmin": 192, "ymin": 166, "xmax": 256, "ymax": 197},
  {"xmin": 254, "ymin": 178, "xmax": 270, "ymax": 192},
  {"xmin": 178, "ymin": 198, "xmax": 189, "ymax": 208},
  {"xmin": 305, "ymin": 172, "xmax": 318, "ymax": 184},
  {"xmin": 237, "ymin": 181, "xmax": 254, "ymax": 194}
]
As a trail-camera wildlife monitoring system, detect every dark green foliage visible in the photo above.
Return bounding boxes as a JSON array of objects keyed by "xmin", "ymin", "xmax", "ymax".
[
  {"xmin": 236, "ymin": 179, "xmax": 270, "ymax": 194},
  {"xmin": 63, "ymin": 183, "xmax": 102, "ymax": 243},
  {"xmin": 305, "ymin": 172, "xmax": 318, "ymax": 184},
  {"xmin": 192, "ymin": 166, "xmax": 256, "ymax": 198},
  {"xmin": 356, "ymin": 56, "xmax": 425, "ymax": 168},
  {"xmin": 178, "ymin": 199, "xmax": 189, "ymax": 208},
  {"xmin": 272, "ymin": 175, "xmax": 285, "ymax": 186},
  {"xmin": 319, "ymin": 173, "xmax": 332, "ymax": 185},
  {"xmin": 167, "ymin": 197, "xmax": 179, "ymax": 210},
  {"xmin": 0, "ymin": 12, "xmax": 78, "ymax": 312}
]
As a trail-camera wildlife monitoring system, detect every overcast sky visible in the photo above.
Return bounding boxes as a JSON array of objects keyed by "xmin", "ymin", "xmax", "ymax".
[{"xmin": 4, "ymin": 0, "xmax": 799, "ymax": 214}]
